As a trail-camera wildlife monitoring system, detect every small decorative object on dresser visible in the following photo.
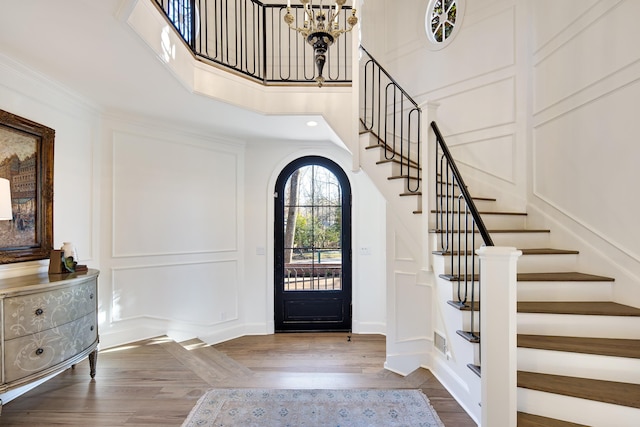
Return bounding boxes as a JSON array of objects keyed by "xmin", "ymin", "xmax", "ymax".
[{"xmin": 0, "ymin": 269, "xmax": 99, "ymax": 414}]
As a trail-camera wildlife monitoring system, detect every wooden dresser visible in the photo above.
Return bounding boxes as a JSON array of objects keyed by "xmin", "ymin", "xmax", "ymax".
[{"xmin": 0, "ymin": 269, "xmax": 99, "ymax": 411}]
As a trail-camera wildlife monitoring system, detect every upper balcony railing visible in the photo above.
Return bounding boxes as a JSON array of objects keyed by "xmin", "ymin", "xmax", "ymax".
[{"xmin": 154, "ymin": 0, "xmax": 354, "ymax": 85}]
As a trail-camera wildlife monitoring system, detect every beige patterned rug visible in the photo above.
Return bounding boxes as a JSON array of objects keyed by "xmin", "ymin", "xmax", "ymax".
[{"xmin": 181, "ymin": 388, "xmax": 445, "ymax": 426}]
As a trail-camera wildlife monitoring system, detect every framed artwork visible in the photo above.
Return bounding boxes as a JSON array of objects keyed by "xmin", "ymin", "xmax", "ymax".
[{"xmin": 0, "ymin": 109, "xmax": 54, "ymax": 264}]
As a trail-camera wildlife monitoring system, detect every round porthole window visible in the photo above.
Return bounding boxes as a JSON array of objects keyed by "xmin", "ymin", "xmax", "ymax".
[{"xmin": 425, "ymin": 0, "xmax": 465, "ymax": 50}]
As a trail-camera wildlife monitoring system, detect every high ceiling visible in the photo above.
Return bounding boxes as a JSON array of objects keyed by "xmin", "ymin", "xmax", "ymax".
[{"xmin": 0, "ymin": 0, "xmax": 339, "ymax": 144}]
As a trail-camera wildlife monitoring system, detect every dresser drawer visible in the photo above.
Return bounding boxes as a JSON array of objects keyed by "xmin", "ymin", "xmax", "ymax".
[
  {"xmin": 4, "ymin": 278, "xmax": 97, "ymax": 339},
  {"xmin": 3, "ymin": 312, "xmax": 98, "ymax": 383}
]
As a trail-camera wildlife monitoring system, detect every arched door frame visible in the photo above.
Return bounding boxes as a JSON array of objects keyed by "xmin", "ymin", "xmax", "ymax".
[{"xmin": 273, "ymin": 155, "xmax": 352, "ymax": 332}]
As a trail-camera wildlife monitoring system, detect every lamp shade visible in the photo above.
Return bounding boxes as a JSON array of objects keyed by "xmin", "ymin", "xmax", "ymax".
[{"xmin": 0, "ymin": 178, "xmax": 13, "ymax": 220}]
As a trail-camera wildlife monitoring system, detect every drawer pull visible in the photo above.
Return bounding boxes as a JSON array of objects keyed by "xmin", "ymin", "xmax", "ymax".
[
  {"xmin": 35, "ymin": 308, "xmax": 44, "ymax": 316},
  {"xmin": 90, "ymin": 293, "xmax": 94, "ymax": 299},
  {"xmin": 35, "ymin": 348, "xmax": 44, "ymax": 356},
  {"xmin": 90, "ymin": 325, "xmax": 94, "ymax": 331}
]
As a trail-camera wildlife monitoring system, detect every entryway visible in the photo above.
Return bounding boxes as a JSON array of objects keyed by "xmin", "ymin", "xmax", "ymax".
[{"xmin": 274, "ymin": 156, "xmax": 352, "ymax": 331}]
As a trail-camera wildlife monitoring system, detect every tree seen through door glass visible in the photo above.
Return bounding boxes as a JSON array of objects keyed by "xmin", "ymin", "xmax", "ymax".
[{"xmin": 283, "ymin": 165, "xmax": 342, "ymax": 291}]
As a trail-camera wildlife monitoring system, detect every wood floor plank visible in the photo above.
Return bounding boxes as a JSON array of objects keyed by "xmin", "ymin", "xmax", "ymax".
[{"xmin": 0, "ymin": 333, "xmax": 477, "ymax": 426}]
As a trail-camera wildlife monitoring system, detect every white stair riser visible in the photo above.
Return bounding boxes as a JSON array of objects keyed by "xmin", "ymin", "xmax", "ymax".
[
  {"xmin": 517, "ymin": 388, "xmax": 640, "ymax": 427},
  {"xmin": 518, "ymin": 348, "xmax": 640, "ymax": 384},
  {"xmin": 434, "ymin": 254, "xmax": 580, "ymax": 276},
  {"xmin": 491, "ymin": 232, "xmax": 551, "ymax": 248},
  {"xmin": 432, "ymin": 212, "xmax": 527, "ymax": 230},
  {"xmin": 517, "ymin": 281, "xmax": 613, "ymax": 302},
  {"xmin": 516, "ymin": 254, "xmax": 579, "ymax": 273},
  {"xmin": 433, "ymin": 197, "xmax": 496, "ymax": 212},
  {"xmin": 434, "ymin": 280, "xmax": 613, "ymax": 303},
  {"xmin": 388, "ymin": 177, "xmax": 421, "ymax": 194},
  {"xmin": 384, "ymin": 161, "xmax": 421, "ymax": 177},
  {"xmin": 430, "ymin": 231, "xmax": 551, "ymax": 251},
  {"xmin": 518, "ymin": 313, "xmax": 640, "ymax": 339},
  {"xmin": 363, "ymin": 149, "xmax": 423, "ymax": 196},
  {"xmin": 361, "ymin": 148, "xmax": 421, "ymax": 213}
]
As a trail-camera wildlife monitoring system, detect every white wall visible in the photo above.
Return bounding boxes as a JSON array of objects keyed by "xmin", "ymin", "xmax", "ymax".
[
  {"xmin": 0, "ymin": 47, "xmax": 387, "ymax": 355},
  {"xmin": 0, "ymin": 54, "xmax": 100, "ymax": 279},
  {"xmin": 243, "ymin": 139, "xmax": 387, "ymax": 336},
  {"xmin": 0, "ymin": 53, "xmax": 101, "ymax": 404},
  {"xmin": 362, "ymin": 0, "xmax": 640, "ymax": 305},
  {"xmin": 528, "ymin": 0, "xmax": 640, "ymax": 307},
  {"xmin": 97, "ymin": 115, "xmax": 248, "ymax": 347},
  {"xmin": 361, "ymin": 0, "xmax": 640, "ymax": 421},
  {"xmin": 361, "ymin": 0, "xmax": 527, "ymax": 212}
]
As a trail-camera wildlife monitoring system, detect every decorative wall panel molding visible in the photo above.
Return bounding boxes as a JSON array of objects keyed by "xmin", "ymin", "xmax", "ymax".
[
  {"xmin": 112, "ymin": 130, "xmax": 239, "ymax": 257},
  {"xmin": 533, "ymin": 0, "xmax": 638, "ymax": 113},
  {"xmin": 111, "ymin": 261, "xmax": 239, "ymax": 325},
  {"xmin": 394, "ymin": 271, "xmax": 430, "ymax": 343},
  {"xmin": 449, "ymin": 134, "xmax": 515, "ymax": 183}
]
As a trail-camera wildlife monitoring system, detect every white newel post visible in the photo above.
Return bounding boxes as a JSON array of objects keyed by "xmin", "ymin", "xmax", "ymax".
[{"xmin": 477, "ymin": 246, "xmax": 522, "ymax": 427}]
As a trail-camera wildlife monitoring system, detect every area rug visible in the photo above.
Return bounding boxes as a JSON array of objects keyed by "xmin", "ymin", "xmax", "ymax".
[{"xmin": 182, "ymin": 388, "xmax": 445, "ymax": 426}]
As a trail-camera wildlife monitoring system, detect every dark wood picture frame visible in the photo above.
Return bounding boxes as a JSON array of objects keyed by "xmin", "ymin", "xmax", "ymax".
[{"xmin": 0, "ymin": 109, "xmax": 54, "ymax": 264}]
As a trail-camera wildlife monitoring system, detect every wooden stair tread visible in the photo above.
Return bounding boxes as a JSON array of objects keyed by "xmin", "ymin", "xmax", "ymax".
[
  {"xmin": 467, "ymin": 364, "xmax": 481, "ymax": 377},
  {"xmin": 363, "ymin": 141, "xmax": 420, "ymax": 168},
  {"xmin": 388, "ymin": 174, "xmax": 420, "ymax": 181},
  {"xmin": 518, "ymin": 371, "xmax": 640, "ymax": 408},
  {"xmin": 440, "ymin": 271, "xmax": 611, "ymax": 282},
  {"xmin": 447, "ymin": 300, "xmax": 479, "ymax": 311},
  {"xmin": 431, "ymin": 209, "xmax": 527, "ymax": 216},
  {"xmin": 376, "ymin": 159, "xmax": 421, "ymax": 170},
  {"xmin": 430, "ymin": 228, "xmax": 550, "ymax": 234},
  {"xmin": 518, "ymin": 301, "xmax": 640, "ymax": 316},
  {"xmin": 518, "ymin": 335, "xmax": 640, "ymax": 359},
  {"xmin": 457, "ymin": 330, "xmax": 480, "ymax": 343},
  {"xmin": 436, "ymin": 194, "xmax": 496, "ymax": 201},
  {"xmin": 517, "ymin": 412, "xmax": 589, "ymax": 427},
  {"xmin": 520, "ymin": 248, "xmax": 579, "ymax": 255},
  {"xmin": 517, "ymin": 271, "xmax": 614, "ymax": 281},
  {"xmin": 433, "ymin": 248, "xmax": 579, "ymax": 256}
]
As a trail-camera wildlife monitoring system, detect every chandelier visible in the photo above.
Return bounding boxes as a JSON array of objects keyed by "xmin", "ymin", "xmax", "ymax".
[{"xmin": 285, "ymin": 0, "xmax": 358, "ymax": 87}]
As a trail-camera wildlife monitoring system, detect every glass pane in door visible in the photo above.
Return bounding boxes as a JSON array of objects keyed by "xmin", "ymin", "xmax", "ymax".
[{"xmin": 283, "ymin": 165, "xmax": 342, "ymax": 292}]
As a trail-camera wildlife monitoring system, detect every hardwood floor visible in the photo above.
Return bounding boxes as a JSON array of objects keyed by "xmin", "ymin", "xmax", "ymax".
[{"xmin": 0, "ymin": 333, "xmax": 476, "ymax": 426}]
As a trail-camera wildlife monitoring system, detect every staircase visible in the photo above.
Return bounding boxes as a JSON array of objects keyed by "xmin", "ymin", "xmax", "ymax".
[{"xmin": 358, "ymin": 127, "xmax": 640, "ymax": 426}]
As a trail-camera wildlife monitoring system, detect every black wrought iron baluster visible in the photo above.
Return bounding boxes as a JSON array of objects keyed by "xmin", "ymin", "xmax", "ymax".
[
  {"xmin": 470, "ymin": 212, "xmax": 478, "ymax": 340},
  {"xmin": 241, "ymin": 0, "xmax": 248, "ymax": 74},
  {"xmin": 410, "ymin": 107, "xmax": 421, "ymax": 190},
  {"xmin": 464, "ymin": 199, "xmax": 470, "ymax": 308},
  {"xmin": 399, "ymin": 95, "xmax": 405, "ymax": 178},
  {"xmin": 376, "ymin": 65, "xmax": 382, "ymax": 143},
  {"xmin": 457, "ymin": 194, "xmax": 465, "ymax": 304}
]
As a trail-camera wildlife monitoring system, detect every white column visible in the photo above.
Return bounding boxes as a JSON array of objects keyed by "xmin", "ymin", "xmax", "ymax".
[
  {"xmin": 350, "ymin": 0, "xmax": 362, "ymax": 172},
  {"xmin": 477, "ymin": 246, "xmax": 522, "ymax": 427},
  {"xmin": 419, "ymin": 101, "xmax": 439, "ymax": 270}
]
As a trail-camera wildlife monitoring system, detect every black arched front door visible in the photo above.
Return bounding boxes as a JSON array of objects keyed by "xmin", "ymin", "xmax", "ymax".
[{"xmin": 274, "ymin": 156, "xmax": 352, "ymax": 332}]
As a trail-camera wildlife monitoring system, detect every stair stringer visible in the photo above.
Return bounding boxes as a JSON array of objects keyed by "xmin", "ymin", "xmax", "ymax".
[{"xmin": 430, "ymin": 265, "xmax": 483, "ymax": 423}]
